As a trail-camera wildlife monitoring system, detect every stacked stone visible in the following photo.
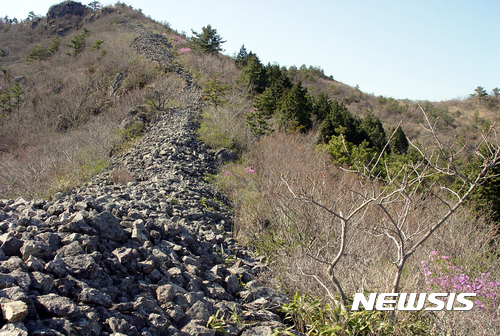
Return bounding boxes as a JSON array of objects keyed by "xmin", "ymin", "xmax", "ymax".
[
  {"xmin": 0, "ymin": 106, "xmax": 294, "ymax": 335},
  {"xmin": 0, "ymin": 11, "xmax": 300, "ymax": 336}
]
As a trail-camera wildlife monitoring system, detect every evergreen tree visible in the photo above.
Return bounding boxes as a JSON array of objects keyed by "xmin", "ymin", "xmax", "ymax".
[
  {"xmin": 47, "ymin": 36, "xmax": 61, "ymax": 55},
  {"xmin": 472, "ymin": 86, "xmax": 488, "ymax": 104},
  {"xmin": 239, "ymin": 54, "xmax": 267, "ymax": 94},
  {"xmin": 235, "ymin": 45, "xmax": 248, "ymax": 69},
  {"xmin": 66, "ymin": 28, "xmax": 90, "ymax": 56},
  {"xmin": 253, "ymin": 87, "xmax": 276, "ymax": 116},
  {"xmin": 26, "ymin": 45, "xmax": 47, "ymax": 64},
  {"xmin": 313, "ymin": 92, "xmax": 332, "ymax": 121},
  {"xmin": 265, "ymin": 63, "xmax": 292, "ymax": 93},
  {"xmin": 277, "ymin": 81, "xmax": 312, "ymax": 132},
  {"xmin": 190, "ymin": 25, "xmax": 226, "ymax": 54},
  {"xmin": 252, "ymin": 64, "xmax": 292, "ymax": 113},
  {"xmin": 391, "ymin": 126, "xmax": 409, "ymax": 155},
  {"xmin": 360, "ymin": 113, "xmax": 387, "ymax": 152},
  {"xmin": 491, "ymin": 87, "xmax": 500, "ymax": 98},
  {"xmin": 245, "ymin": 107, "xmax": 274, "ymax": 137},
  {"xmin": 317, "ymin": 100, "xmax": 360, "ymax": 144},
  {"xmin": 202, "ymin": 76, "xmax": 230, "ymax": 107},
  {"xmin": 88, "ymin": 1, "xmax": 102, "ymax": 11}
]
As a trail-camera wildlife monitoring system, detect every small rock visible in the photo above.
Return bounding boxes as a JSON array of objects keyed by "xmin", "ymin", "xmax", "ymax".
[
  {"xmin": 25, "ymin": 256, "xmax": 45, "ymax": 272},
  {"xmin": 0, "ymin": 322, "xmax": 28, "ymax": 336},
  {"xmin": 226, "ymin": 275, "xmax": 239, "ymax": 294},
  {"xmin": 88, "ymin": 211, "xmax": 127, "ymax": 242},
  {"xmin": 156, "ymin": 284, "xmax": 175, "ymax": 303},
  {"xmin": 35, "ymin": 293, "xmax": 79, "ymax": 317},
  {"xmin": 29, "ymin": 272, "xmax": 54, "ymax": 294},
  {"xmin": 112, "ymin": 247, "xmax": 136, "ymax": 264},
  {"xmin": 0, "ymin": 233, "xmax": 23, "ymax": 257},
  {"xmin": 186, "ymin": 300, "xmax": 212, "ymax": 323},
  {"xmin": 181, "ymin": 320, "xmax": 215, "ymax": 336},
  {"xmin": 1, "ymin": 301, "xmax": 28, "ymax": 322},
  {"xmin": 77, "ymin": 287, "xmax": 112, "ymax": 307}
]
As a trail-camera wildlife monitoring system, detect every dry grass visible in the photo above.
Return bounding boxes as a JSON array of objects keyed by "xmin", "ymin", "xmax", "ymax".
[
  {"xmin": 0, "ymin": 5, "xmax": 181, "ymax": 198},
  {"xmin": 109, "ymin": 166, "xmax": 135, "ymax": 185},
  {"xmin": 218, "ymin": 131, "xmax": 500, "ymax": 334}
]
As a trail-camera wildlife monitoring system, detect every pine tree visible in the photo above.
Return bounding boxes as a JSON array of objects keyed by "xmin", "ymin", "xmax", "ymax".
[
  {"xmin": 265, "ymin": 63, "xmax": 292, "ymax": 93},
  {"xmin": 313, "ymin": 92, "xmax": 332, "ymax": 121},
  {"xmin": 253, "ymin": 87, "xmax": 276, "ymax": 116},
  {"xmin": 190, "ymin": 25, "xmax": 226, "ymax": 54},
  {"xmin": 66, "ymin": 28, "xmax": 90, "ymax": 56},
  {"xmin": 360, "ymin": 112, "xmax": 387, "ymax": 152},
  {"xmin": 239, "ymin": 54, "xmax": 267, "ymax": 94},
  {"xmin": 235, "ymin": 45, "xmax": 248, "ymax": 69},
  {"xmin": 317, "ymin": 100, "xmax": 360, "ymax": 144},
  {"xmin": 277, "ymin": 81, "xmax": 312, "ymax": 132},
  {"xmin": 202, "ymin": 75, "xmax": 229, "ymax": 107},
  {"xmin": 391, "ymin": 126, "xmax": 409, "ymax": 154},
  {"xmin": 252, "ymin": 65, "xmax": 292, "ymax": 115},
  {"xmin": 473, "ymin": 86, "xmax": 488, "ymax": 104}
]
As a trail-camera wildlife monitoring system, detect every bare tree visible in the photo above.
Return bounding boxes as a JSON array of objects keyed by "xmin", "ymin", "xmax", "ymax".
[
  {"xmin": 280, "ymin": 104, "xmax": 500, "ymax": 310},
  {"xmin": 145, "ymin": 75, "xmax": 182, "ymax": 111}
]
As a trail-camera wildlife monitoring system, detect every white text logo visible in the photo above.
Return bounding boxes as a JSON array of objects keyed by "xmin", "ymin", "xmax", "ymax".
[{"xmin": 351, "ymin": 293, "xmax": 477, "ymax": 311}]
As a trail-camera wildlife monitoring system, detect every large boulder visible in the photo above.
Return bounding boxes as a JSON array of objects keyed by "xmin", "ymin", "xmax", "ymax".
[{"xmin": 47, "ymin": 1, "xmax": 88, "ymax": 20}]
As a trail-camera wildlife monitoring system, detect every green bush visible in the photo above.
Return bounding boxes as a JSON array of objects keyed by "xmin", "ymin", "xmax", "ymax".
[
  {"xmin": 67, "ymin": 28, "xmax": 91, "ymax": 56},
  {"xmin": 89, "ymin": 39, "xmax": 104, "ymax": 51},
  {"xmin": 197, "ymin": 115, "xmax": 233, "ymax": 149},
  {"xmin": 279, "ymin": 291, "xmax": 432, "ymax": 336},
  {"xmin": 47, "ymin": 36, "xmax": 61, "ymax": 54},
  {"xmin": 26, "ymin": 45, "xmax": 47, "ymax": 64}
]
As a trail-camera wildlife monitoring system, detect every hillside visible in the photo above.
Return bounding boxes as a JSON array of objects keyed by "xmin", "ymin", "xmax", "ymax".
[
  {"xmin": 0, "ymin": 2, "xmax": 295, "ymax": 335},
  {"xmin": 1, "ymin": 1, "xmax": 500, "ymax": 335}
]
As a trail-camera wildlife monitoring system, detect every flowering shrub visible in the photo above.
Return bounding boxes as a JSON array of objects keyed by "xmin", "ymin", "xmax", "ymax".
[
  {"xmin": 421, "ymin": 251, "xmax": 500, "ymax": 310},
  {"xmin": 172, "ymin": 35, "xmax": 187, "ymax": 44},
  {"xmin": 243, "ymin": 166, "xmax": 255, "ymax": 173},
  {"xmin": 179, "ymin": 47, "xmax": 191, "ymax": 54}
]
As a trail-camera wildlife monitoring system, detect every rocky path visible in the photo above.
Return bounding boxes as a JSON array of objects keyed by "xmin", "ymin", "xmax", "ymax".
[{"xmin": 0, "ymin": 18, "xmax": 295, "ymax": 336}]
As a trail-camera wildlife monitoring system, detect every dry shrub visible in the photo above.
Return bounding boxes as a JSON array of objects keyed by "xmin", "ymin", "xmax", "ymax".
[
  {"xmin": 179, "ymin": 52, "xmax": 239, "ymax": 84},
  {"xmin": 109, "ymin": 166, "xmax": 135, "ymax": 185},
  {"xmin": 0, "ymin": 9, "xmax": 176, "ymax": 198},
  {"xmin": 223, "ymin": 131, "xmax": 500, "ymax": 334},
  {"xmin": 199, "ymin": 91, "xmax": 253, "ymax": 151},
  {"xmin": 144, "ymin": 73, "xmax": 184, "ymax": 110}
]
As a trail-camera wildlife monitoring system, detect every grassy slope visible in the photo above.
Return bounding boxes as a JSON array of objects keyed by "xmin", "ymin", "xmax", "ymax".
[{"xmin": 0, "ymin": 4, "xmax": 196, "ymax": 198}]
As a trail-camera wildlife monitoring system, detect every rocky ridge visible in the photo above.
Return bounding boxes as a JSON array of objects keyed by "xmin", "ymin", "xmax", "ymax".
[{"xmin": 0, "ymin": 13, "xmax": 295, "ymax": 336}]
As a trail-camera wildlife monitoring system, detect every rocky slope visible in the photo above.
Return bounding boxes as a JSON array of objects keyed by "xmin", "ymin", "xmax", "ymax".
[{"xmin": 0, "ymin": 11, "xmax": 294, "ymax": 336}]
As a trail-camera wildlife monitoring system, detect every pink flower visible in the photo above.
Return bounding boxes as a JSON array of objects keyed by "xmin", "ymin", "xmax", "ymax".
[
  {"xmin": 223, "ymin": 171, "xmax": 230, "ymax": 176},
  {"xmin": 244, "ymin": 166, "xmax": 256, "ymax": 174},
  {"xmin": 179, "ymin": 47, "xmax": 191, "ymax": 53},
  {"xmin": 172, "ymin": 35, "xmax": 187, "ymax": 44}
]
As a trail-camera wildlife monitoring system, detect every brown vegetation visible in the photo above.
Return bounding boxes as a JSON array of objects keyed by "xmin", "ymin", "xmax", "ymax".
[
  {"xmin": 0, "ymin": 3, "xmax": 186, "ymax": 198},
  {"xmin": 218, "ymin": 131, "xmax": 500, "ymax": 333}
]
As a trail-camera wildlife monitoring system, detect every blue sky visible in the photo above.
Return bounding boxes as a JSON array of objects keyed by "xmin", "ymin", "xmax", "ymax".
[{"xmin": 2, "ymin": 1, "xmax": 499, "ymax": 102}]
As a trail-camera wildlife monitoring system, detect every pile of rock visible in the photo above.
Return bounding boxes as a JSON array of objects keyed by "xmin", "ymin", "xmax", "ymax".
[
  {"xmin": 0, "ymin": 10, "xmax": 300, "ymax": 336},
  {"xmin": 0, "ymin": 103, "xmax": 293, "ymax": 336}
]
